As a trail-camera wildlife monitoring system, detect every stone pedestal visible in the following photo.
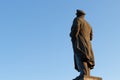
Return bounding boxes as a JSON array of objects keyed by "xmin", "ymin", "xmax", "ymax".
[{"xmin": 84, "ymin": 76, "xmax": 102, "ymax": 80}]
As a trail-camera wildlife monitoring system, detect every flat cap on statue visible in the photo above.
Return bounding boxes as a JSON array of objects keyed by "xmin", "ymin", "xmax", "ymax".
[{"xmin": 76, "ymin": 9, "xmax": 86, "ymax": 15}]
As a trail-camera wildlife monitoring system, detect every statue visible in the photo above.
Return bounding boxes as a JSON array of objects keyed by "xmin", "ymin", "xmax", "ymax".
[{"xmin": 70, "ymin": 9, "xmax": 95, "ymax": 80}]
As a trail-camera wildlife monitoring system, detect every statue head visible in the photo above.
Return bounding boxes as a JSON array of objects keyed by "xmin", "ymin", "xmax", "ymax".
[{"xmin": 76, "ymin": 9, "xmax": 86, "ymax": 17}]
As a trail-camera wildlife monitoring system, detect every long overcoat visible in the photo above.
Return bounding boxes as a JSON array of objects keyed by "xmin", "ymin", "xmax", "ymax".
[{"xmin": 70, "ymin": 16, "xmax": 95, "ymax": 71}]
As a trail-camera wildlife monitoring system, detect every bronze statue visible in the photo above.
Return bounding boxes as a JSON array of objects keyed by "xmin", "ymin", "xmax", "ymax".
[{"xmin": 70, "ymin": 9, "xmax": 95, "ymax": 80}]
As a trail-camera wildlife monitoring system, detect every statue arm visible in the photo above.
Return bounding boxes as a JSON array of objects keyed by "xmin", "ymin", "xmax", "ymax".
[
  {"xmin": 70, "ymin": 18, "xmax": 80, "ymax": 38},
  {"xmin": 90, "ymin": 29, "xmax": 93, "ymax": 41},
  {"xmin": 75, "ymin": 19, "xmax": 81, "ymax": 38}
]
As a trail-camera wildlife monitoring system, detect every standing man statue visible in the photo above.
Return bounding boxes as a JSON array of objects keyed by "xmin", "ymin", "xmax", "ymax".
[{"xmin": 70, "ymin": 9, "xmax": 95, "ymax": 80}]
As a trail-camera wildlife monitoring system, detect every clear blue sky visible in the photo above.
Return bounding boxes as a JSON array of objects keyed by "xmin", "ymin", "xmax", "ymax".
[{"xmin": 0, "ymin": 0, "xmax": 120, "ymax": 80}]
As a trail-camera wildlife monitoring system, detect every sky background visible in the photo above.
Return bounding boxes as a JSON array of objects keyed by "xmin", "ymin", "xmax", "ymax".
[{"xmin": 0, "ymin": 0, "xmax": 120, "ymax": 80}]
